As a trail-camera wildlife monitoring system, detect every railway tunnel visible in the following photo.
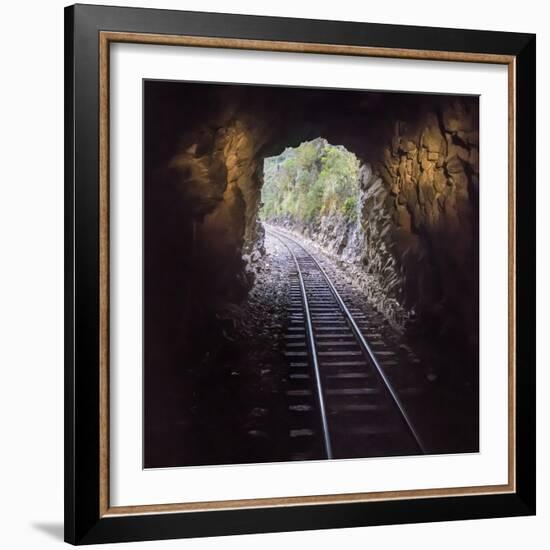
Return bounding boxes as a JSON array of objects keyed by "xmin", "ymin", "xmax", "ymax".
[{"xmin": 143, "ymin": 80, "xmax": 479, "ymax": 467}]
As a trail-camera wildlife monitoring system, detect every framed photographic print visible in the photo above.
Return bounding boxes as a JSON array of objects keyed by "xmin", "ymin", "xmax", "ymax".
[{"xmin": 64, "ymin": 3, "xmax": 536, "ymax": 545}]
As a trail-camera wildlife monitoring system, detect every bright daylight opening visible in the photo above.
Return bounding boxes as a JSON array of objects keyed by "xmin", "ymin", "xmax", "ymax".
[{"xmin": 261, "ymin": 138, "xmax": 361, "ymax": 230}]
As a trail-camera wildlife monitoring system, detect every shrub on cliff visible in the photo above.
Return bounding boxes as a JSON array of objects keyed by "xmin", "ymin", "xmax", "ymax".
[{"xmin": 261, "ymin": 138, "xmax": 360, "ymax": 226}]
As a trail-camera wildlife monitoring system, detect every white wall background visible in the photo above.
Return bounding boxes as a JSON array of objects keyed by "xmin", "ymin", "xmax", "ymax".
[{"xmin": 0, "ymin": 0, "xmax": 546, "ymax": 548}]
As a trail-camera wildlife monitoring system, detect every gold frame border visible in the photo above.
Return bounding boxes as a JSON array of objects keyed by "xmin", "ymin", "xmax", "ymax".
[{"xmin": 98, "ymin": 31, "xmax": 517, "ymax": 517}]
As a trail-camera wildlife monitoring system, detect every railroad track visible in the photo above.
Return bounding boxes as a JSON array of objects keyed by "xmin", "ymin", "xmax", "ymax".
[{"xmin": 267, "ymin": 226, "xmax": 426, "ymax": 461}]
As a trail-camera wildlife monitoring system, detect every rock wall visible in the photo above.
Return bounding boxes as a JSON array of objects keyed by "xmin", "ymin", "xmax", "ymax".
[
  {"xmin": 374, "ymin": 99, "xmax": 479, "ymax": 356},
  {"xmin": 166, "ymin": 116, "xmax": 268, "ymax": 307}
]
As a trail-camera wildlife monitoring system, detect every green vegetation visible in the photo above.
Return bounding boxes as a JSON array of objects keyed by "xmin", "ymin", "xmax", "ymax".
[{"xmin": 261, "ymin": 138, "xmax": 361, "ymax": 225}]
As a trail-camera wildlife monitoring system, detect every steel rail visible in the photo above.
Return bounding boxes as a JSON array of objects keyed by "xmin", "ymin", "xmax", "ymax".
[
  {"xmin": 268, "ymin": 226, "xmax": 426, "ymax": 455},
  {"xmin": 267, "ymin": 229, "xmax": 333, "ymax": 459}
]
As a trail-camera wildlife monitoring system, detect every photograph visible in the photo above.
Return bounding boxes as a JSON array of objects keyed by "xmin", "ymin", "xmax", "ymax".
[{"xmin": 143, "ymin": 81, "xmax": 480, "ymax": 468}]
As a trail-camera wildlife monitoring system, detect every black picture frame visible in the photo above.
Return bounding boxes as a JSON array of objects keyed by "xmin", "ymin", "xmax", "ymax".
[{"xmin": 65, "ymin": 3, "xmax": 536, "ymax": 545}]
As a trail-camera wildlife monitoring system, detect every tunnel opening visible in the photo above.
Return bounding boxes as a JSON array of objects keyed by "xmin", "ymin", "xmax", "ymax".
[
  {"xmin": 258, "ymin": 138, "xmax": 407, "ymax": 329},
  {"xmin": 143, "ymin": 79, "xmax": 479, "ymax": 469}
]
